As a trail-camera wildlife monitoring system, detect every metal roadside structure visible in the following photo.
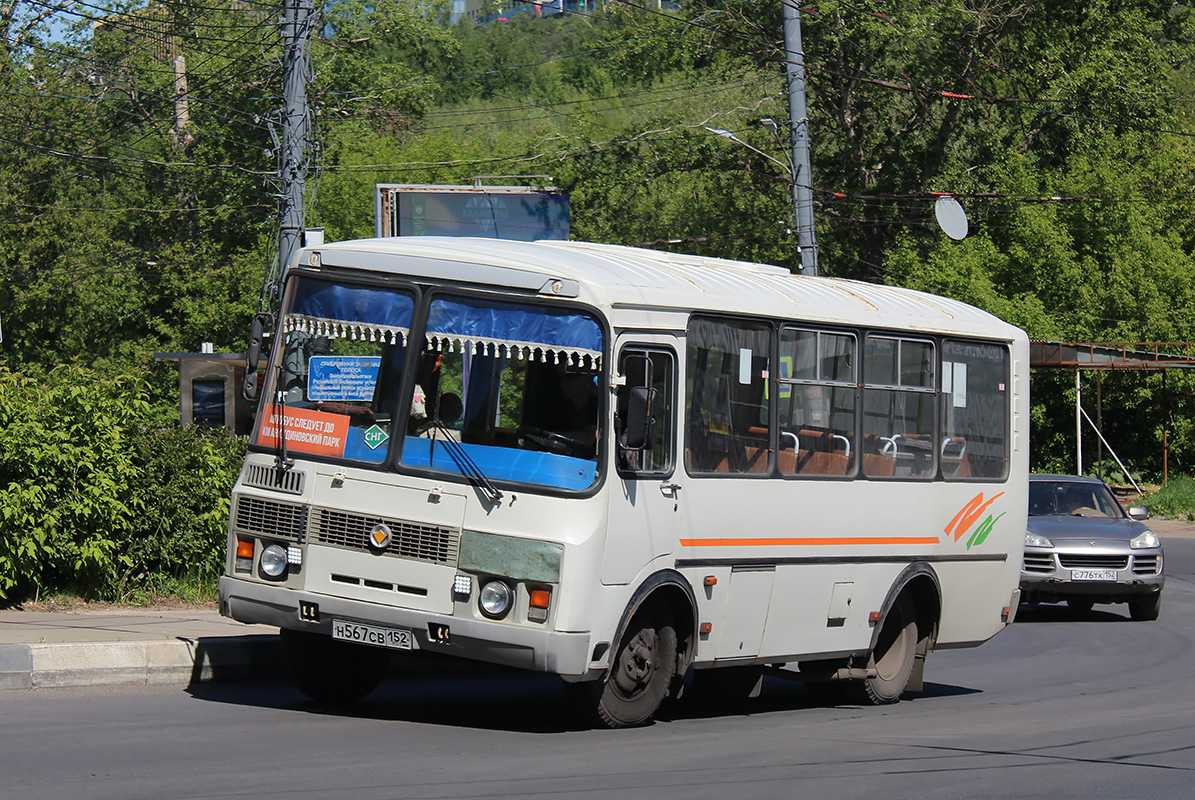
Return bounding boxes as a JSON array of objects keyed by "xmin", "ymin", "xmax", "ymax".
[
  {"xmin": 152, "ymin": 347, "xmax": 254, "ymax": 435},
  {"xmin": 1030, "ymin": 341, "xmax": 1195, "ymax": 484},
  {"xmin": 375, "ymin": 181, "xmax": 570, "ymax": 242}
]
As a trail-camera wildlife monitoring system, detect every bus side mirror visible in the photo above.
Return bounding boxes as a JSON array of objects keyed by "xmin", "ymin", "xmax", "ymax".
[
  {"xmin": 242, "ymin": 370, "xmax": 261, "ymax": 402},
  {"xmin": 246, "ymin": 314, "xmax": 268, "ymax": 372},
  {"xmin": 623, "ymin": 386, "xmax": 656, "ymax": 450}
]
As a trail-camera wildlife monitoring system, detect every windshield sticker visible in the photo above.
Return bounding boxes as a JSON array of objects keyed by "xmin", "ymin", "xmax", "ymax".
[
  {"xmin": 945, "ymin": 491, "xmax": 1006, "ymax": 549},
  {"xmin": 363, "ymin": 424, "xmax": 389, "ymax": 450},
  {"xmin": 308, "ymin": 356, "xmax": 381, "ymax": 402},
  {"xmin": 258, "ymin": 404, "xmax": 349, "ymax": 458}
]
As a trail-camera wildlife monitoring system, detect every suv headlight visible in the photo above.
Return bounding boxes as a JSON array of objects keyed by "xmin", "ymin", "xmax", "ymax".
[
  {"xmin": 1025, "ymin": 531, "xmax": 1053, "ymax": 548},
  {"xmin": 1131, "ymin": 530, "xmax": 1160, "ymax": 549}
]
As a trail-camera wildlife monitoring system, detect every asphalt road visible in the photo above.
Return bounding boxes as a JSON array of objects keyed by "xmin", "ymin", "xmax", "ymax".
[{"xmin": 3, "ymin": 539, "xmax": 1194, "ymax": 800}]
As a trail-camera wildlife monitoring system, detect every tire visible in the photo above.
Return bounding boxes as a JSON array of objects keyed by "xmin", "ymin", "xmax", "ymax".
[
  {"xmin": 1067, "ymin": 599, "xmax": 1095, "ymax": 614},
  {"xmin": 1129, "ymin": 593, "xmax": 1162, "ymax": 622},
  {"xmin": 592, "ymin": 606, "xmax": 677, "ymax": 728},
  {"xmin": 280, "ymin": 628, "xmax": 390, "ymax": 705},
  {"xmin": 853, "ymin": 595, "xmax": 918, "ymax": 705}
]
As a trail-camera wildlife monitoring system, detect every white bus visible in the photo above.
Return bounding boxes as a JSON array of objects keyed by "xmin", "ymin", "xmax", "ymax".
[{"xmin": 220, "ymin": 237, "xmax": 1028, "ymax": 727}]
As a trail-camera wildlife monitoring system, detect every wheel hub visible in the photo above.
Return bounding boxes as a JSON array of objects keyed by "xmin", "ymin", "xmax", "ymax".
[{"xmin": 613, "ymin": 629, "xmax": 657, "ymax": 696}]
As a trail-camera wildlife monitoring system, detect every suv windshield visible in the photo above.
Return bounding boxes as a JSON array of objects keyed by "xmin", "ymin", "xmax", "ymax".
[
  {"xmin": 400, "ymin": 293, "xmax": 604, "ymax": 492},
  {"xmin": 1029, "ymin": 481, "xmax": 1123, "ymax": 518}
]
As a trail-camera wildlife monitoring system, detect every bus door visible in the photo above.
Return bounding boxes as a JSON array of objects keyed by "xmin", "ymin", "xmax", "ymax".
[{"xmin": 601, "ymin": 338, "xmax": 682, "ymax": 585}]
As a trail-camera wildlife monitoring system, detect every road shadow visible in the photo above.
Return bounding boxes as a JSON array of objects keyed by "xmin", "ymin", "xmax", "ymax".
[
  {"xmin": 186, "ymin": 661, "xmax": 980, "ymax": 733},
  {"xmin": 1015, "ymin": 603, "xmax": 1130, "ymax": 623},
  {"xmin": 187, "ymin": 666, "xmax": 591, "ymax": 734}
]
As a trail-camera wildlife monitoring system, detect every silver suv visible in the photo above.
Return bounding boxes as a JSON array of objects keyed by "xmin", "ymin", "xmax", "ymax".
[{"xmin": 1021, "ymin": 475, "xmax": 1164, "ymax": 620}]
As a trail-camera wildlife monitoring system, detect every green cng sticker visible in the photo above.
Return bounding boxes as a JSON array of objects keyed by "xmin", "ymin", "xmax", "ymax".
[{"xmin": 363, "ymin": 425, "xmax": 389, "ymax": 450}]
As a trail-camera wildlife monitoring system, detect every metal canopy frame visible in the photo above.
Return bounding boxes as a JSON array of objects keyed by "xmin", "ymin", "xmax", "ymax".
[{"xmin": 1030, "ymin": 341, "xmax": 1195, "ymax": 484}]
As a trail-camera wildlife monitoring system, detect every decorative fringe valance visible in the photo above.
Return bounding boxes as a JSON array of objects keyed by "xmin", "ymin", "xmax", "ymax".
[
  {"xmin": 284, "ymin": 314, "xmax": 410, "ymax": 346},
  {"xmin": 424, "ymin": 334, "xmax": 601, "ymax": 370}
]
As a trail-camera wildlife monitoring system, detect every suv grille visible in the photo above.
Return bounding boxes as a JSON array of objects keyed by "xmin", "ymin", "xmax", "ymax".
[
  {"xmin": 1022, "ymin": 552, "xmax": 1055, "ymax": 573},
  {"xmin": 233, "ymin": 497, "xmax": 308, "ymax": 542},
  {"xmin": 1059, "ymin": 554, "xmax": 1128, "ymax": 569},
  {"xmin": 1132, "ymin": 555, "xmax": 1161, "ymax": 574},
  {"xmin": 313, "ymin": 508, "xmax": 459, "ymax": 566}
]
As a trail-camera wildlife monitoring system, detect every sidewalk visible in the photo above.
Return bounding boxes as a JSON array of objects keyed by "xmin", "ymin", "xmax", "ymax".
[{"xmin": 0, "ymin": 606, "xmax": 279, "ymax": 691}]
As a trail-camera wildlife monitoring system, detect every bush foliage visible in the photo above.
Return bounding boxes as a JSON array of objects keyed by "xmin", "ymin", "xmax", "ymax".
[
  {"xmin": 1141, "ymin": 476, "xmax": 1195, "ymax": 520},
  {"xmin": 0, "ymin": 364, "xmax": 243, "ymax": 602}
]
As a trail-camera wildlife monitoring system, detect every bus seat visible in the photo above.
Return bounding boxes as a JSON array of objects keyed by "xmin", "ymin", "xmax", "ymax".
[
  {"xmin": 863, "ymin": 453, "xmax": 895, "ymax": 476},
  {"xmin": 941, "ymin": 436, "xmax": 970, "ymax": 478},
  {"xmin": 743, "ymin": 446, "xmax": 771, "ymax": 474},
  {"xmin": 802, "ymin": 450, "xmax": 849, "ymax": 475}
]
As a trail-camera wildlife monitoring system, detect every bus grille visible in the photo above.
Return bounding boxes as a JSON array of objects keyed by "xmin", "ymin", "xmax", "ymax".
[
  {"xmin": 312, "ymin": 508, "xmax": 459, "ymax": 566},
  {"xmin": 242, "ymin": 464, "xmax": 305, "ymax": 495},
  {"xmin": 233, "ymin": 497, "xmax": 308, "ymax": 543}
]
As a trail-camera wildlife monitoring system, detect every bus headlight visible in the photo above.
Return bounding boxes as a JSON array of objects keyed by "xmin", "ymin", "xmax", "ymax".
[
  {"xmin": 259, "ymin": 544, "xmax": 288, "ymax": 578},
  {"xmin": 478, "ymin": 580, "xmax": 513, "ymax": 619}
]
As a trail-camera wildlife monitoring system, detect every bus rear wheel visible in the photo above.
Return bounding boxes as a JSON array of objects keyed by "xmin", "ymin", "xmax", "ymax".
[
  {"xmin": 280, "ymin": 628, "xmax": 390, "ymax": 705},
  {"xmin": 854, "ymin": 596, "xmax": 918, "ymax": 705},
  {"xmin": 592, "ymin": 607, "xmax": 677, "ymax": 728}
]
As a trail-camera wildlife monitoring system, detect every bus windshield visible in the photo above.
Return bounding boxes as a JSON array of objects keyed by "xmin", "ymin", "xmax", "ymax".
[
  {"xmin": 400, "ymin": 293, "xmax": 604, "ymax": 492},
  {"xmin": 253, "ymin": 276, "xmax": 415, "ymax": 464},
  {"xmin": 252, "ymin": 276, "xmax": 606, "ymax": 491}
]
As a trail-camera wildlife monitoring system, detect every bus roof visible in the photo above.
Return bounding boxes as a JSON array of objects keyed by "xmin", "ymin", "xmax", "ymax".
[{"xmin": 303, "ymin": 237, "xmax": 1021, "ymax": 341}]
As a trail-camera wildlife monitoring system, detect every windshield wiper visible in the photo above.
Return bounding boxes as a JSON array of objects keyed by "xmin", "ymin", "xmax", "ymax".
[
  {"xmin": 273, "ymin": 368, "xmax": 293, "ymax": 484},
  {"xmin": 427, "ymin": 421, "xmax": 503, "ymax": 505}
]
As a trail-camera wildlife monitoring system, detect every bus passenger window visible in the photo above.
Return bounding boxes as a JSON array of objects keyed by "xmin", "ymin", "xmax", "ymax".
[
  {"xmin": 863, "ymin": 336, "xmax": 935, "ymax": 479},
  {"xmin": 941, "ymin": 341, "xmax": 1009, "ymax": 480},
  {"xmin": 777, "ymin": 328, "xmax": 856, "ymax": 477},
  {"xmin": 616, "ymin": 349, "xmax": 674, "ymax": 475},
  {"xmin": 685, "ymin": 317, "xmax": 771, "ymax": 475}
]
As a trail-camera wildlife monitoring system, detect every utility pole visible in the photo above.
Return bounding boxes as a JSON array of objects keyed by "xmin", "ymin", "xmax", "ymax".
[
  {"xmin": 172, "ymin": 54, "xmax": 191, "ymax": 150},
  {"xmin": 783, "ymin": 1, "xmax": 818, "ymax": 275},
  {"xmin": 278, "ymin": 0, "xmax": 314, "ymax": 291}
]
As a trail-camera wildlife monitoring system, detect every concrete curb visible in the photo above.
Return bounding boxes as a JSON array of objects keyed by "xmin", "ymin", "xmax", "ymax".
[{"xmin": 0, "ymin": 634, "xmax": 281, "ymax": 691}]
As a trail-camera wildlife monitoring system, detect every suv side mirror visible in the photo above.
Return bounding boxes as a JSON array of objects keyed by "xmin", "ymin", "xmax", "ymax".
[{"xmin": 1128, "ymin": 506, "xmax": 1149, "ymax": 521}]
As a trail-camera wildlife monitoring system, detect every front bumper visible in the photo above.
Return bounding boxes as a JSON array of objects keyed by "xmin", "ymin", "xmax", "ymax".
[
  {"xmin": 1020, "ymin": 546, "xmax": 1164, "ymax": 604},
  {"xmin": 219, "ymin": 576, "xmax": 592, "ymax": 676}
]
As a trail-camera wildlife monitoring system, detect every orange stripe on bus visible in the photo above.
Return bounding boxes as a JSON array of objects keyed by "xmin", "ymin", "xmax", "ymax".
[{"xmin": 679, "ymin": 537, "xmax": 942, "ymax": 547}]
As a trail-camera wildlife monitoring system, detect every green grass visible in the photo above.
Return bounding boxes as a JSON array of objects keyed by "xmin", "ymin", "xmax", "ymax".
[{"xmin": 1141, "ymin": 475, "xmax": 1195, "ymax": 520}]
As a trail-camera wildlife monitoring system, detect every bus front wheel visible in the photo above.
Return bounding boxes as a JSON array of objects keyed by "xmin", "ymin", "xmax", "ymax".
[
  {"xmin": 280, "ymin": 628, "xmax": 390, "ymax": 705},
  {"xmin": 854, "ymin": 595, "xmax": 918, "ymax": 705},
  {"xmin": 590, "ymin": 607, "xmax": 677, "ymax": 728}
]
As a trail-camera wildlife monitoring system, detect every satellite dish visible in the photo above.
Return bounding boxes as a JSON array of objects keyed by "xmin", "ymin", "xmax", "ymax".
[{"xmin": 934, "ymin": 195, "xmax": 968, "ymax": 240}]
